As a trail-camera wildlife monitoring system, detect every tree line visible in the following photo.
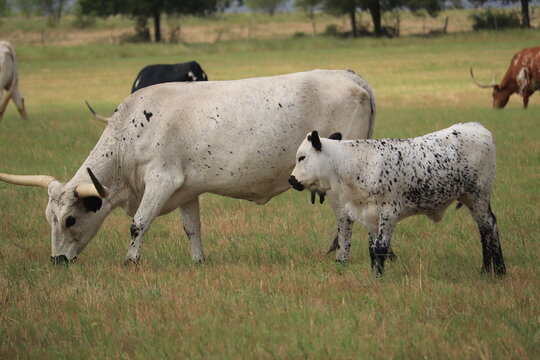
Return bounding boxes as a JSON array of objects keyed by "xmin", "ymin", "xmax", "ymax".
[{"xmin": 0, "ymin": 0, "xmax": 532, "ymax": 41}]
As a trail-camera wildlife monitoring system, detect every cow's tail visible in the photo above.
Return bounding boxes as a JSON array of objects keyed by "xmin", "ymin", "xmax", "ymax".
[
  {"xmin": 346, "ymin": 69, "xmax": 376, "ymax": 139},
  {"xmin": 85, "ymin": 101, "xmax": 110, "ymax": 123},
  {"xmin": 362, "ymin": 81, "xmax": 376, "ymax": 139}
]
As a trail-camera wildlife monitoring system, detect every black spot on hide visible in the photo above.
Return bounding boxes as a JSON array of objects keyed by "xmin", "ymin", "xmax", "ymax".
[
  {"xmin": 130, "ymin": 224, "xmax": 139, "ymax": 238},
  {"xmin": 143, "ymin": 110, "xmax": 153, "ymax": 122},
  {"xmin": 83, "ymin": 197, "xmax": 102, "ymax": 212}
]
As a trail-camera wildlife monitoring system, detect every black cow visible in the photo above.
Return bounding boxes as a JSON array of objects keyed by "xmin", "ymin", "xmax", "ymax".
[
  {"xmin": 131, "ymin": 61, "xmax": 208, "ymax": 93},
  {"xmin": 86, "ymin": 61, "xmax": 209, "ymax": 122}
]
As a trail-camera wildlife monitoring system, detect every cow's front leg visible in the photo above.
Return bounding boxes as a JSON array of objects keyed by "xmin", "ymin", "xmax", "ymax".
[
  {"xmin": 335, "ymin": 212, "xmax": 353, "ymax": 264},
  {"xmin": 179, "ymin": 197, "xmax": 205, "ymax": 263},
  {"xmin": 125, "ymin": 177, "xmax": 181, "ymax": 264},
  {"xmin": 371, "ymin": 213, "xmax": 396, "ymax": 276}
]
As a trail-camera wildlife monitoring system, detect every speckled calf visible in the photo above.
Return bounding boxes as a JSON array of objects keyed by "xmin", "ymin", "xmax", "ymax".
[{"xmin": 289, "ymin": 123, "xmax": 505, "ymax": 276}]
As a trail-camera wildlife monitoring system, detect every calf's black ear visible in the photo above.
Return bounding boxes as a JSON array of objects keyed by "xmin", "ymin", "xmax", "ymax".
[
  {"xmin": 309, "ymin": 131, "xmax": 322, "ymax": 151},
  {"xmin": 328, "ymin": 132, "xmax": 342, "ymax": 141}
]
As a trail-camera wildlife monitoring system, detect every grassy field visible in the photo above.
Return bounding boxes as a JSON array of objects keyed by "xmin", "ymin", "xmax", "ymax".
[{"xmin": 0, "ymin": 28, "xmax": 539, "ymax": 359}]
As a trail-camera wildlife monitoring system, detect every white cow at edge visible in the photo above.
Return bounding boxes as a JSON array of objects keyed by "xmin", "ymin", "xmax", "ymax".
[
  {"xmin": 0, "ymin": 70, "xmax": 376, "ymax": 264},
  {"xmin": 0, "ymin": 41, "xmax": 27, "ymax": 122}
]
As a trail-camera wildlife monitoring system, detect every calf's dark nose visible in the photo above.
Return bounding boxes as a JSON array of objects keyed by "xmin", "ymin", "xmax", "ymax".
[{"xmin": 288, "ymin": 175, "xmax": 304, "ymax": 191}]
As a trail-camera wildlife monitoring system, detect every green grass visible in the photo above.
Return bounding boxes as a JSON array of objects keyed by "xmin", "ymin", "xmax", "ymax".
[{"xmin": 0, "ymin": 29, "xmax": 539, "ymax": 359}]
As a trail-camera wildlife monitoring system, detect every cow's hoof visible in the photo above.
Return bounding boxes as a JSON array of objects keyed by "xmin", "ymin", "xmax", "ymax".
[
  {"xmin": 192, "ymin": 258, "xmax": 205, "ymax": 265},
  {"xmin": 124, "ymin": 258, "xmax": 141, "ymax": 267}
]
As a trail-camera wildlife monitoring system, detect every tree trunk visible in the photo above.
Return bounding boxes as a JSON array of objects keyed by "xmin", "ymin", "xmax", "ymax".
[
  {"xmin": 153, "ymin": 12, "xmax": 161, "ymax": 42},
  {"xmin": 521, "ymin": 0, "xmax": 530, "ymax": 28},
  {"xmin": 350, "ymin": 9, "xmax": 357, "ymax": 37},
  {"xmin": 135, "ymin": 16, "xmax": 150, "ymax": 42},
  {"xmin": 368, "ymin": 1, "xmax": 382, "ymax": 36}
]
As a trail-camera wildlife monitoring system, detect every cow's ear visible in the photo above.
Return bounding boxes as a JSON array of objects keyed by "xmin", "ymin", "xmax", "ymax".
[
  {"xmin": 328, "ymin": 132, "xmax": 342, "ymax": 141},
  {"xmin": 309, "ymin": 131, "xmax": 322, "ymax": 151},
  {"xmin": 83, "ymin": 197, "xmax": 102, "ymax": 213}
]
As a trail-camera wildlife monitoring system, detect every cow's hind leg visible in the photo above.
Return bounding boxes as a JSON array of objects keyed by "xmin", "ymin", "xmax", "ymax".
[
  {"xmin": 179, "ymin": 197, "xmax": 205, "ymax": 263},
  {"xmin": 11, "ymin": 86, "xmax": 27, "ymax": 120},
  {"xmin": 466, "ymin": 197, "xmax": 506, "ymax": 276},
  {"xmin": 125, "ymin": 176, "xmax": 182, "ymax": 264}
]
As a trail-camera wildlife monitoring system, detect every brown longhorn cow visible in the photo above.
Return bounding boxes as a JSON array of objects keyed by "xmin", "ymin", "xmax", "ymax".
[{"xmin": 471, "ymin": 46, "xmax": 540, "ymax": 109}]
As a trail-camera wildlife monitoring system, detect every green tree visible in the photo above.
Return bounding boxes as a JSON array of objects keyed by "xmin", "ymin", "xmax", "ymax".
[
  {"xmin": 470, "ymin": 0, "xmax": 530, "ymax": 28},
  {"xmin": 79, "ymin": 0, "xmax": 226, "ymax": 42},
  {"xmin": 13, "ymin": 0, "xmax": 36, "ymax": 18},
  {"xmin": 0, "ymin": 0, "xmax": 10, "ymax": 16},
  {"xmin": 321, "ymin": 0, "xmax": 444, "ymax": 37},
  {"xmin": 322, "ymin": 0, "xmax": 357, "ymax": 36},
  {"xmin": 245, "ymin": 0, "xmax": 288, "ymax": 16},
  {"xmin": 295, "ymin": 0, "xmax": 322, "ymax": 35},
  {"xmin": 36, "ymin": 0, "xmax": 67, "ymax": 25}
]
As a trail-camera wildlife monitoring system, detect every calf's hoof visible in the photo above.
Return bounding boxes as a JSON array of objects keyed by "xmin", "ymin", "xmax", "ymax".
[
  {"xmin": 388, "ymin": 251, "xmax": 397, "ymax": 262},
  {"xmin": 494, "ymin": 264, "xmax": 506, "ymax": 277}
]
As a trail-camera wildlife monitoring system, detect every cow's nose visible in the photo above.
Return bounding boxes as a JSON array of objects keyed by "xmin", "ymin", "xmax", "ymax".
[
  {"xmin": 51, "ymin": 255, "xmax": 74, "ymax": 265},
  {"xmin": 288, "ymin": 175, "xmax": 304, "ymax": 191}
]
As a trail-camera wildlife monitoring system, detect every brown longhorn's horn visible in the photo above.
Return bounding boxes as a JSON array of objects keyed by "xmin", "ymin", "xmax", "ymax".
[
  {"xmin": 0, "ymin": 172, "xmax": 56, "ymax": 188},
  {"xmin": 470, "ymin": 68, "xmax": 497, "ymax": 89},
  {"xmin": 85, "ymin": 101, "xmax": 110, "ymax": 123},
  {"xmin": 0, "ymin": 76, "xmax": 17, "ymax": 122}
]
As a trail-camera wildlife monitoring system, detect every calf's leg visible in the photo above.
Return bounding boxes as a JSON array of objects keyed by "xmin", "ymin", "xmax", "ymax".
[
  {"xmin": 467, "ymin": 198, "xmax": 506, "ymax": 276},
  {"xmin": 179, "ymin": 197, "xmax": 205, "ymax": 263},
  {"xmin": 371, "ymin": 213, "xmax": 396, "ymax": 276}
]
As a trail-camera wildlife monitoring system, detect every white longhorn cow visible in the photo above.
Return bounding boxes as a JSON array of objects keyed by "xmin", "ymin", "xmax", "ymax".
[
  {"xmin": 0, "ymin": 69, "xmax": 376, "ymax": 264},
  {"xmin": 0, "ymin": 41, "xmax": 27, "ymax": 122}
]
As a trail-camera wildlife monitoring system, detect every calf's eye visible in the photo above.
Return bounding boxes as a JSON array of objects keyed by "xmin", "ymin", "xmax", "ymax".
[
  {"xmin": 66, "ymin": 216, "xmax": 77, "ymax": 228},
  {"xmin": 298, "ymin": 156, "xmax": 305, "ymax": 162}
]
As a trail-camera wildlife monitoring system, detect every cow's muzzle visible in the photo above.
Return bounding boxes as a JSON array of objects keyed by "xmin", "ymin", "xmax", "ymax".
[
  {"xmin": 51, "ymin": 255, "xmax": 76, "ymax": 265},
  {"xmin": 288, "ymin": 176, "xmax": 304, "ymax": 191}
]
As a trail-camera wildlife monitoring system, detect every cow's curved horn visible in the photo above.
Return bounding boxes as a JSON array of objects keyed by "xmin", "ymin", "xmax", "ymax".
[
  {"xmin": 0, "ymin": 77, "xmax": 17, "ymax": 122},
  {"xmin": 470, "ymin": 68, "xmax": 497, "ymax": 88},
  {"xmin": 0, "ymin": 172, "xmax": 56, "ymax": 188},
  {"xmin": 74, "ymin": 168, "xmax": 109, "ymax": 199},
  {"xmin": 75, "ymin": 183, "xmax": 106, "ymax": 198},
  {"xmin": 85, "ymin": 101, "xmax": 110, "ymax": 123}
]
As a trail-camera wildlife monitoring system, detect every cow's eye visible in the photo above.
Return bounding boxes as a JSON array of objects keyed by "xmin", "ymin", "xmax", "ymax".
[
  {"xmin": 66, "ymin": 216, "xmax": 77, "ymax": 228},
  {"xmin": 298, "ymin": 156, "xmax": 305, "ymax": 162}
]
